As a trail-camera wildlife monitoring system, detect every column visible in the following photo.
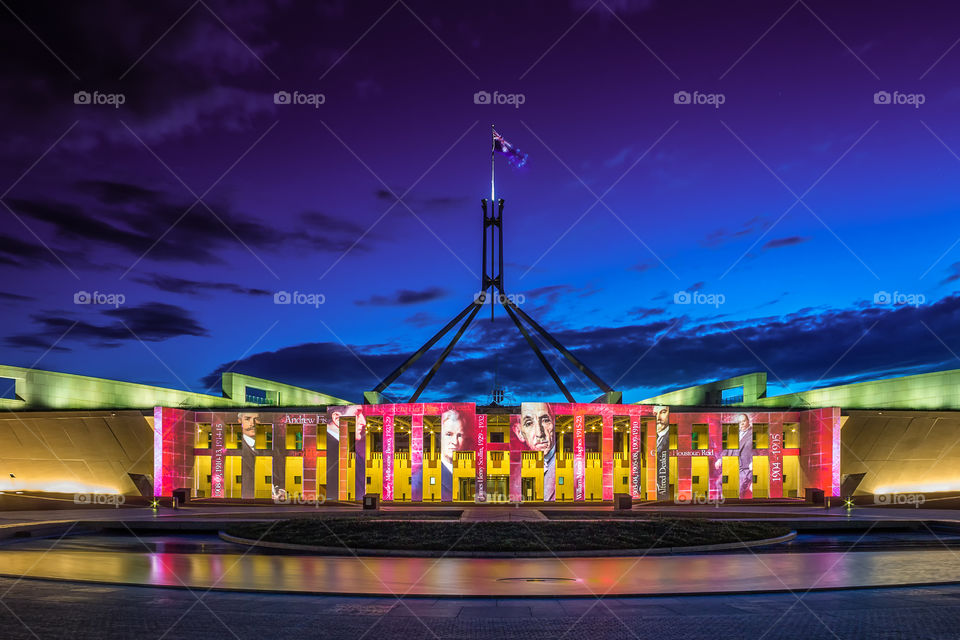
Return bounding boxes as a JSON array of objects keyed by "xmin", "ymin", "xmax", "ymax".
[
  {"xmin": 325, "ymin": 418, "xmax": 339, "ymax": 502},
  {"xmin": 573, "ymin": 414, "xmax": 586, "ymax": 501},
  {"xmin": 383, "ymin": 414, "xmax": 394, "ymax": 501},
  {"xmin": 707, "ymin": 414, "xmax": 722, "ymax": 501},
  {"xmin": 302, "ymin": 419, "xmax": 317, "ymax": 501},
  {"xmin": 509, "ymin": 414, "xmax": 522, "ymax": 502},
  {"xmin": 646, "ymin": 416, "xmax": 657, "ymax": 500},
  {"xmin": 769, "ymin": 414, "xmax": 783, "ymax": 498},
  {"xmin": 475, "ymin": 413, "xmax": 487, "ymax": 503},
  {"xmin": 677, "ymin": 414, "xmax": 692, "ymax": 502},
  {"xmin": 630, "ymin": 409, "xmax": 643, "ymax": 498},
  {"xmin": 211, "ymin": 415, "xmax": 225, "ymax": 498},
  {"xmin": 602, "ymin": 413, "xmax": 614, "ymax": 500},
  {"xmin": 355, "ymin": 412, "xmax": 367, "ymax": 502},
  {"xmin": 411, "ymin": 412, "xmax": 423, "ymax": 502},
  {"xmin": 272, "ymin": 420, "xmax": 286, "ymax": 499}
]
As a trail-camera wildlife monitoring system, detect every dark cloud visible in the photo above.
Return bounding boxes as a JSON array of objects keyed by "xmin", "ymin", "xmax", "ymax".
[
  {"xmin": 373, "ymin": 189, "xmax": 470, "ymax": 213},
  {"xmin": 5, "ymin": 302, "xmax": 208, "ymax": 350},
  {"xmin": 0, "ymin": 291, "xmax": 34, "ymax": 301},
  {"xmin": 202, "ymin": 295, "xmax": 960, "ymax": 403},
  {"xmin": 0, "ymin": 234, "xmax": 55, "ymax": 267},
  {"xmin": 763, "ymin": 236, "xmax": 810, "ymax": 250},
  {"xmin": 4, "ymin": 180, "xmax": 374, "ymax": 268},
  {"xmin": 134, "ymin": 273, "xmax": 271, "ymax": 297},
  {"xmin": 404, "ymin": 311, "xmax": 441, "ymax": 328},
  {"xmin": 630, "ymin": 307, "xmax": 665, "ymax": 319},
  {"xmin": 701, "ymin": 217, "xmax": 769, "ymax": 248},
  {"xmin": 940, "ymin": 262, "xmax": 960, "ymax": 286},
  {"xmin": 630, "ymin": 261, "xmax": 655, "ymax": 272},
  {"xmin": 356, "ymin": 286, "xmax": 448, "ymax": 307}
]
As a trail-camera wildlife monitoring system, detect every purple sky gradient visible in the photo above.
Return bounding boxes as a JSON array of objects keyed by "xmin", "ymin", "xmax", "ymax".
[{"xmin": 2, "ymin": 0, "xmax": 960, "ymax": 403}]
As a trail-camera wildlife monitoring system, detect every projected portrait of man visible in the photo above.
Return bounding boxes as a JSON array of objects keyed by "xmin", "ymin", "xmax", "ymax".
[
  {"xmin": 737, "ymin": 413, "xmax": 754, "ymax": 499},
  {"xmin": 239, "ymin": 412, "xmax": 261, "ymax": 499},
  {"xmin": 517, "ymin": 403, "xmax": 556, "ymax": 501},
  {"xmin": 440, "ymin": 409, "xmax": 465, "ymax": 501},
  {"xmin": 654, "ymin": 405, "xmax": 670, "ymax": 499}
]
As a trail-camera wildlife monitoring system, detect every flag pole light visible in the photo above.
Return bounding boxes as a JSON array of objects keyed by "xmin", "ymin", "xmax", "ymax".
[{"xmin": 364, "ymin": 129, "xmax": 619, "ymax": 406}]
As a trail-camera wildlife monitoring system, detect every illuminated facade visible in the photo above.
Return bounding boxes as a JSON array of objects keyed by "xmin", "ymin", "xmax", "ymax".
[
  {"xmin": 155, "ymin": 403, "xmax": 842, "ymax": 502},
  {"xmin": 8, "ymin": 364, "xmax": 960, "ymax": 501}
]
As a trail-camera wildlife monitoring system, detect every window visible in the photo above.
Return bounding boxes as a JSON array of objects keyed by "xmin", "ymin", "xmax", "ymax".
[
  {"xmin": 622, "ymin": 477, "xmax": 627, "ymax": 484},
  {"xmin": 692, "ymin": 476, "xmax": 699, "ymax": 484},
  {"xmin": 490, "ymin": 431, "xmax": 504, "ymax": 444},
  {"xmin": 235, "ymin": 476, "xmax": 242, "ymax": 484},
  {"xmin": 753, "ymin": 475, "xmax": 758, "ymax": 483},
  {"xmin": 721, "ymin": 386, "xmax": 744, "ymax": 405},
  {"xmin": 722, "ymin": 475, "xmax": 729, "ymax": 484},
  {"xmin": 558, "ymin": 477, "xmax": 564, "ymax": 485},
  {"xmin": 585, "ymin": 432, "xmax": 601, "ymax": 452},
  {"xmin": 429, "ymin": 477, "xmax": 436, "ymax": 485},
  {"xmin": 366, "ymin": 476, "xmax": 371, "ymax": 485},
  {"xmin": 245, "ymin": 386, "xmax": 270, "ymax": 405},
  {"xmin": 206, "ymin": 475, "xmax": 211, "ymax": 483},
  {"xmin": 0, "ymin": 377, "xmax": 16, "ymax": 400},
  {"xmin": 294, "ymin": 476, "xmax": 302, "ymax": 484},
  {"xmin": 264, "ymin": 475, "xmax": 272, "ymax": 484}
]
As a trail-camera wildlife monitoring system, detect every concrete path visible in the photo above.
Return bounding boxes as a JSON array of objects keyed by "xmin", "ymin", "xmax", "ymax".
[
  {"xmin": 460, "ymin": 507, "xmax": 547, "ymax": 522},
  {"xmin": 3, "ymin": 575, "xmax": 960, "ymax": 639},
  {"xmin": 4, "ymin": 547, "xmax": 960, "ymax": 596}
]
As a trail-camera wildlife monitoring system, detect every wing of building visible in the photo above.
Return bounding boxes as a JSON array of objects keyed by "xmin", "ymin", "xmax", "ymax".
[{"xmin": 2, "ymin": 364, "xmax": 959, "ymax": 501}]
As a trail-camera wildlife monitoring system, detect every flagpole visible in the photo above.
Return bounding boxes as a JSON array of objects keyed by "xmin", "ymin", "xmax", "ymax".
[
  {"xmin": 490, "ymin": 124, "xmax": 496, "ymax": 204},
  {"xmin": 490, "ymin": 124, "xmax": 496, "ymax": 322}
]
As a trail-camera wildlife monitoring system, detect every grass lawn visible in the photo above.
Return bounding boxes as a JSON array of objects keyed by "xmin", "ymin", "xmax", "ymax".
[{"xmin": 224, "ymin": 518, "xmax": 791, "ymax": 552}]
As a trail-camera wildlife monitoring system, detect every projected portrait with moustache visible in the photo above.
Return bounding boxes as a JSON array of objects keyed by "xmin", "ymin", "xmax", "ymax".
[{"xmin": 517, "ymin": 403, "xmax": 556, "ymax": 501}]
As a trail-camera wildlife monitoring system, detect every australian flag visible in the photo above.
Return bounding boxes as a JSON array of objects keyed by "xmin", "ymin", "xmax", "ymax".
[{"xmin": 493, "ymin": 129, "xmax": 528, "ymax": 168}]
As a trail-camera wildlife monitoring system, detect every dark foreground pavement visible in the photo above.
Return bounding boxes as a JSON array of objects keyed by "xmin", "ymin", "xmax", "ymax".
[{"xmin": 1, "ymin": 576, "xmax": 960, "ymax": 639}]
